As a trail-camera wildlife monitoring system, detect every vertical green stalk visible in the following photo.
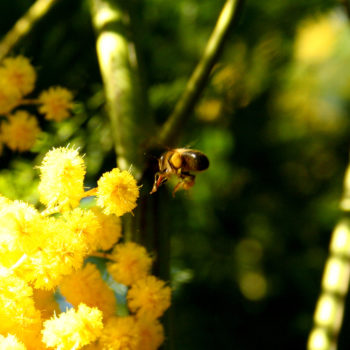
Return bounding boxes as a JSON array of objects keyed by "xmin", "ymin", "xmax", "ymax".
[
  {"xmin": 308, "ymin": 164, "xmax": 350, "ymax": 350},
  {"xmin": 89, "ymin": 0, "xmax": 153, "ymax": 178},
  {"xmin": 89, "ymin": 0, "xmax": 154, "ymax": 242}
]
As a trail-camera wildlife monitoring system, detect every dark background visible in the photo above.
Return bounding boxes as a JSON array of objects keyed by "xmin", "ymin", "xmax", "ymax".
[{"xmin": 1, "ymin": 0, "xmax": 350, "ymax": 349}]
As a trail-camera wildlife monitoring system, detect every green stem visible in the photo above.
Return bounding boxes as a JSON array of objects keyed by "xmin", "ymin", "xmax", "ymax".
[
  {"xmin": 157, "ymin": 0, "xmax": 244, "ymax": 147},
  {"xmin": 89, "ymin": 0, "xmax": 154, "ymax": 243},
  {"xmin": 89, "ymin": 0, "xmax": 153, "ymax": 179},
  {"xmin": 307, "ymin": 164, "xmax": 350, "ymax": 350},
  {"xmin": 0, "ymin": 0, "xmax": 59, "ymax": 61}
]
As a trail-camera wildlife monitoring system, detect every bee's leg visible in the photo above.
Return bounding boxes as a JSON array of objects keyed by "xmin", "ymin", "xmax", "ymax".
[
  {"xmin": 172, "ymin": 174, "xmax": 195, "ymax": 197},
  {"xmin": 172, "ymin": 181, "xmax": 183, "ymax": 197},
  {"xmin": 182, "ymin": 174, "xmax": 195, "ymax": 190}
]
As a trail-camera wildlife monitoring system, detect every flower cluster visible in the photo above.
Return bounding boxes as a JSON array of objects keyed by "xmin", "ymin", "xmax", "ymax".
[
  {"xmin": 0, "ymin": 146, "xmax": 170, "ymax": 349},
  {"xmin": 0, "ymin": 55, "xmax": 73, "ymax": 153}
]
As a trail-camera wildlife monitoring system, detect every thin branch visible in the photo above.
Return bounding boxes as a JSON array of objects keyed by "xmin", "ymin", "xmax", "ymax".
[
  {"xmin": 0, "ymin": 0, "xmax": 59, "ymax": 61},
  {"xmin": 91, "ymin": 251, "xmax": 115, "ymax": 261},
  {"xmin": 157, "ymin": 0, "xmax": 244, "ymax": 147}
]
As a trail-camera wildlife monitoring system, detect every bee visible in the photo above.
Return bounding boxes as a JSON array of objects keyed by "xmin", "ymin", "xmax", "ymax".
[{"xmin": 150, "ymin": 148, "xmax": 209, "ymax": 196}]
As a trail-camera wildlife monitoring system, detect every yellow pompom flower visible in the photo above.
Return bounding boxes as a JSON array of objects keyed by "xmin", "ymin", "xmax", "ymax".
[
  {"xmin": 42, "ymin": 303, "xmax": 103, "ymax": 350},
  {"xmin": 91, "ymin": 207, "xmax": 122, "ymax": 251},
  {"xmin": 60, "ymin": 263, "xmax": 117, "ymax": 320},
  {"xmin": 0, "ymin": 200, "xmax": 41, "ymax": 254},
  {"xmin": 96, "ymin": 168, "xmax": 139, "ymax": 216},
  {"xmin": 1, "ymin": 110, "xmax": 41, "ymax": 151},
  {"xmin": 20, "ymin": 216, "xmax": 87, "ymax": 290},
  {"xmin": 107, "ymin": 242, "xmax": 153, "ymax": 286},
  {"xmin": 100, "ymin": 316, "xmax": 140, "ymax": 350},
  {"xmin": 38, "ymin": 147, "xmax": 86, "ymax": 211},
  {"xmin": 0, "ymin": 79, "xmax": 21, "ymax": 115},
  {"xmin": 62, "ymin": 208, "xmax": 101, "ymax": 253},
  {"xmin": 0, "ymin": 56, "xmax": 36, "ymax": 96},
  {"xmin": 0, "ymin": 268, "xmax": 43, "ymax": 348},
  {"xmin": 127, "ymin": 276, "xmax": 171, "ymax": 319},
  {"xmin": 0, "ymin": 334, "xmax": 27, "ymax": 350},
  {"xmin": 136, "ymin": 317, "xmax": 165, "ymax": 350},
  {"xmin": 38, "ymin": 86, "xmax": 73, "ymax": 122}
]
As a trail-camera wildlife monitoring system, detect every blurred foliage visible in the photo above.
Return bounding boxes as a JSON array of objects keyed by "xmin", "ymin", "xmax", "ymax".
[{"xmin": 2, "ymin": 0, "xmax": 350, "ymax": 349}]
